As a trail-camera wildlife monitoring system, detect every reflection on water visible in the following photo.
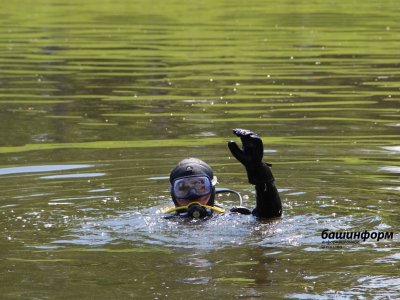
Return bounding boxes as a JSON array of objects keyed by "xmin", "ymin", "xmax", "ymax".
[
  {"xmin": 1, "ymin": 0, "xmax": 399, "ymax": 298},
  {"xmin": 0, "ymin": 164, "xmax": 94, "ymax": 175}
]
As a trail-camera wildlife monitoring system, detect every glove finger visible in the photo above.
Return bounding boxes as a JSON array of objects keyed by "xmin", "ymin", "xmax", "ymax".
[
  {"xmin": 233, "ymin": 129, "xmax": 262, "ymax": 147},
  {"xmin": 243, "ymin": 133, "xmax": 261, "ymax": 145},
  {"xmin": 248, "ymin": 135, "xmax": 264, "ymax": 160},
  {"xmin": 236, "ymin": 129, "xmax": 261, "ymax": 147},
  {"xmin": 236, "ymin": 132, "xmax": 263, "ymax": 163},
  {"xmin": 250, "ymin": 134, "xmax": 263, "ymax": 149},
  {"xmin": 233, "ymin": 129, "xmax": 254, "ymax": 146},
  {"xmin": 233, "ymin": 128, "xmax": 252, "ymax": 138},
  {"xmin": 228, "ymin": 141, "xmax": 246, "ymax": 164},
  {"xmin": 249, "ymin": 132, "xmax": 260, "ymax": 139}
]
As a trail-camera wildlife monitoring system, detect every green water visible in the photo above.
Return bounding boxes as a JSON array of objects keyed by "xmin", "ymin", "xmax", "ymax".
[{"xmin": 1, "ymin": 0, "xmax": 399, "ymax": 299}]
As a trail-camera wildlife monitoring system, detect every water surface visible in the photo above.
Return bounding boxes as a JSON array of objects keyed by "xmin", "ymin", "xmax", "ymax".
[{"xmin": 1, "ymin": 0, "xmax": 399, "ymax": 299}]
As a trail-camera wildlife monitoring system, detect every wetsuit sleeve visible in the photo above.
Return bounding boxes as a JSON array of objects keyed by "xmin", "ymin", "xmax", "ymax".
[
  {"xmin": 228, "ymin": 128, "xmax": 282, "ymax": 218},
  {"xmin": 248, "ymin": 163, "xmax": 282, "ymax": 218}
]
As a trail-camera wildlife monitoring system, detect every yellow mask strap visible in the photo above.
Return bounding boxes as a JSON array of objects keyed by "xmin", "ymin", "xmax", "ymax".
[{"xmin": 164, "ymin": 202, "xmax": 225, "ymax": 214}]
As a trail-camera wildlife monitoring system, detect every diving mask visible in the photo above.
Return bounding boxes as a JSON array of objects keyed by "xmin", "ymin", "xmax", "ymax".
[{"xmin": 172, "ymin": 175, "xmax": 217, "ymax": 199}]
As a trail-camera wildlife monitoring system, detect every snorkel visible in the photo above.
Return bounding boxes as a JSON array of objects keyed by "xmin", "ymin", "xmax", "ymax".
[
  {"xmin": 163, "ymin": 188, "xmax": 244, "ymax": 218},
  {"xmin": 164, "ymin": 202, "xmax": 225, "ymax": 218}
]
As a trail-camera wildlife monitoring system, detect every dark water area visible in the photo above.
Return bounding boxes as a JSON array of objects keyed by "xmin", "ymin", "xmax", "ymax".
[{"xmin": 0, "ymin": 0, "xmax": 399, "ymax": 299}]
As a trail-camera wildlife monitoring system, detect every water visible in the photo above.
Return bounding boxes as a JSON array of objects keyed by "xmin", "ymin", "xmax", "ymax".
[{"xmin": 1, "ymin": 0, "xmax": 399, "ymax": 298}]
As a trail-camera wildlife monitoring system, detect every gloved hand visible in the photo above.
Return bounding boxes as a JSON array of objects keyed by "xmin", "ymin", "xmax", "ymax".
[{"xmin": 228, "ymin": 128, "xmax": 274, "ymax": 185}]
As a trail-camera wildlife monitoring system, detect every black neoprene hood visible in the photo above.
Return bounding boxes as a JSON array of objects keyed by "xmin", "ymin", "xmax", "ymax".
[
  {"xmin": 169, "ymin": 158, "xmax": 214, "ymax": 183},
  {"xmin": 169, "ymin": 158, "xmax": 216, "ymax": 207}
]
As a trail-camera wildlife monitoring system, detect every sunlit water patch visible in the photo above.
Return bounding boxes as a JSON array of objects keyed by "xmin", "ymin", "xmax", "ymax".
[
  {"xmin": 29, "ymin": 202, "xmax": 396, "ymax": 253},
  {"xmin": 0, "ymin": 164, "xmax": 94, "ymax": 176}
]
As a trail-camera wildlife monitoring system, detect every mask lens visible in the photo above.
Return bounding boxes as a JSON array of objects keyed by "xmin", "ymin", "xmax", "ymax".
[{"xmin": 173, "ymin": 176, "xmax": 211, "ymax": 198}]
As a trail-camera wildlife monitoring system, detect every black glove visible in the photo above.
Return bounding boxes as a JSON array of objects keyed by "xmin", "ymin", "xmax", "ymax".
[{"xmin": 228, "ymin": 128, "xmax": 274, "ymax": 185}]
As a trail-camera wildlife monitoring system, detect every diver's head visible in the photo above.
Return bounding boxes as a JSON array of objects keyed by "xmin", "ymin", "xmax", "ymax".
[{"xmin": 169, "ymin": 158, "xmax": 217, "ymax": 208}]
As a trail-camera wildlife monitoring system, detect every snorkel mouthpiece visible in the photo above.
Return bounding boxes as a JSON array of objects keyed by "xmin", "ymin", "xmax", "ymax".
[{"xmin": 187, "ymin": 203, "xmax": 207, "ymax": 218}]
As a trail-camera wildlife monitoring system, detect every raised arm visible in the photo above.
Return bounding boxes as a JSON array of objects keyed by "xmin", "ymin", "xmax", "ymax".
[{"xmin": 228, "ymin": 128, "xmax": 282, "ymax": 218}]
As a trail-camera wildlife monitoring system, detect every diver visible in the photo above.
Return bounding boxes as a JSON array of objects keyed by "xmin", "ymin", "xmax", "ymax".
[{"xmin": 164, "ymin": 128, "xmax": 282, "ymax": 219}]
